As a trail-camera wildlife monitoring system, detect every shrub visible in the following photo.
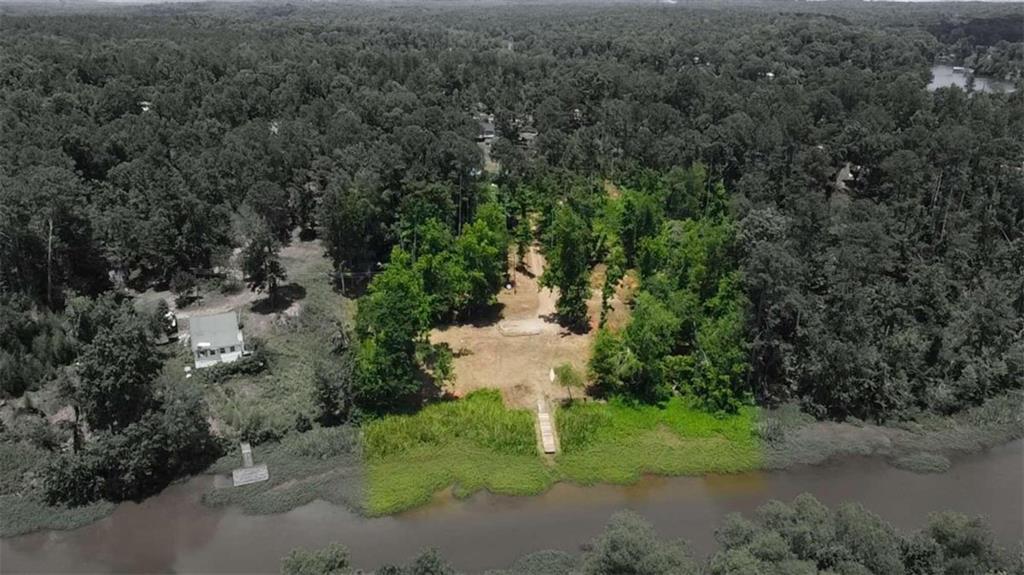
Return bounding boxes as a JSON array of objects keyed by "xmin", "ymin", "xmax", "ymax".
[
  {"xmin": 282, "ymin": 543, "xmax": 350, "ymax": 575},
  {"xmin": 196, "ymin": 339, "xmax": 268, "ymax": 384},
  {"xmin": 892, "ymin": 452, "xmax": 951, "ymax": 474},
  {"xmin": 219, "ymin": 277, "xmax": 245, "ymax": 295}
]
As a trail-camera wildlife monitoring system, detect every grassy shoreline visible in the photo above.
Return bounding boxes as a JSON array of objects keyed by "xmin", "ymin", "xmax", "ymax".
[
  {"xmin": 363, "ymin": 391, "xmax": 761, "ymax": 516},
  {"xmin": 3, "ymin": 390, "xmax": 1020, "ymax": 537},
  {"xmin": 362, "ymin": 389, "xmax": 1022, "ymax": 517}
]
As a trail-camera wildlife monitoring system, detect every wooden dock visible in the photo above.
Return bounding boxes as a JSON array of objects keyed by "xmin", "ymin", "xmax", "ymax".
[
  {"xmin": 537, "ymin": 398, "xmax": 557, "ymax": 454},
  {"xmin": 231, "ymin": 441, "xmax": 269, "ymax": 487}
]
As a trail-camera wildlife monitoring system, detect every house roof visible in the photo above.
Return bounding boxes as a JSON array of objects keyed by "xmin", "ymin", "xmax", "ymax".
[{"xmin": 189, "ymin": 312, "xmax": 243, "ymax": 351}]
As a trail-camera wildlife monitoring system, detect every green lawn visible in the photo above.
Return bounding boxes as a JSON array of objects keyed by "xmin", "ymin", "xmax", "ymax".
[{"xmin": 363, "ymin": 391, "xmax": 761, "ymax": 515}]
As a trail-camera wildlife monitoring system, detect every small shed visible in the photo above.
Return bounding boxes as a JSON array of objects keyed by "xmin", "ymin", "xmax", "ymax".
[
  {"xmin": 189, "ymin": 311, "xmax": 245, "ymax": 369},
  {"xmin": 479, "ymin": 120, "xmax": 496, "ymax": 142}
]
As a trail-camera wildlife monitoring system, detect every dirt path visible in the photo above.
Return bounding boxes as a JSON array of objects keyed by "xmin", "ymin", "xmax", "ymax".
[{"xmin": 531, "ymin": 248, "xmax": 558, "ymax": 321}]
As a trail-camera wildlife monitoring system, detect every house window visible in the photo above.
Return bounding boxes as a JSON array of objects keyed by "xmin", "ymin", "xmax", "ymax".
[
  {"xmin": 229, "ymin": 346, "xmax": 236, "ymax": 352},
  {"xmin": 219, "ymin": 347, "xmax": 226, "ymax": 354}
]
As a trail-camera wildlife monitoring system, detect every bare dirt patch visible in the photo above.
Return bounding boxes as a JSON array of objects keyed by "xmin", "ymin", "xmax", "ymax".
[
  {"xmin": 430, "ymin": 244, "xmax": 633, "ymax": 409},
  {"xmin": 135, "ymin": 232, "xmax": 328, "ymax": 338}
]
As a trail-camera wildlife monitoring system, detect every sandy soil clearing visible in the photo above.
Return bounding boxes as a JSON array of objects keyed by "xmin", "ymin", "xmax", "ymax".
[{"xmin": 430, "ymin": 244, "xmax": 632, "ymax": 409}]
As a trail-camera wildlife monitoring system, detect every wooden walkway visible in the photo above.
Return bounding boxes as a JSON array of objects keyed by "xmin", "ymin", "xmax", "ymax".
[{"xmin": 537, "ymin": 398, "xmax": 557, "ymax": 454}]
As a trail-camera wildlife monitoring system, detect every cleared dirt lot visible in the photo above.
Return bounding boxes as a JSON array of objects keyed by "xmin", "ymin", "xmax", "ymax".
[
  {"xmin": 135, "ymin": 233, "xmax": 327, "ymax": 336},
  {"xmin": 430, "ymin": 244, "xmax": 633, "ymax": 408}
]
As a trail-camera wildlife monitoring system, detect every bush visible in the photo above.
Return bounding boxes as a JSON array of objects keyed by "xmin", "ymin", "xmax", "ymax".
[
  {"xmin": 755, "ymin": 417, "xmax": 785, "ymax": 444},
  {"xmin": 219, "ymin": 277, "xmax": 245, "ymax": 295},
  {"xmin": 196, "ymin": 339, "xmax": 269, "ymax": 385},
  {"xmin": 239, "ymin": 407, "xmax": 288, "ymax": 445},
  {"xmin": 892, "ymin": 452, "xmax": 951, "ymax": 474},
  {"xmin": 282, "ymin": 543, "xmax": 350, "ymax": 575}
]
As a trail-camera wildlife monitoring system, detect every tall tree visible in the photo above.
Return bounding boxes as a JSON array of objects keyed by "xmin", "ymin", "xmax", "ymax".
[
  {"xmin": 242, "ymin": 216, "xmax": 287, "ymax": 304},
  {"xmin": 62, "ymin": 313, "xmax": 160, "ymax": 433},
  {"xmin": 541, "ymin": 205, "xmax": 592, "ymax": 329},
  {"xmin": 354, "ymin": 247, "xmax": 431, "ymax": 413}
]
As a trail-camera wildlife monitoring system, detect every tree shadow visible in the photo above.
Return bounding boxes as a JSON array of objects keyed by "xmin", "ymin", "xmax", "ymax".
[
  {"xmin": 516, "ymin": 262, "xmax": 536, "ymax": 279},
  {"xmin": 452, "ymin": 347, "xmax": 474, "ymax": 358},
  {"xmin": 251, "ymin": 283, "xmax": 307, "ymax": 315},
  {"xmin": 331, "ymin": 273, "xmax": 371, "ymax": 299},
  {"xmin": 465, "ymin": 302, "xmax": 506, "ymax": 327},
  {"xmin": 540, "ymin": 312, "xmax": 589, "ymax": 336},
  {"xmin": 435, "ymin": 302, "xmax": 506, "ymax": 329},
  {"xmin": 416, "ymin": 369, "xmax": 458, "ymax": 406}
]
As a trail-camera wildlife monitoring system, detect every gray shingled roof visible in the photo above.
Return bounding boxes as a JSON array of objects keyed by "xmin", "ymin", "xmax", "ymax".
[{"xmin": 189, "ymin": 312, "xmax": 242, "ymax": 351}]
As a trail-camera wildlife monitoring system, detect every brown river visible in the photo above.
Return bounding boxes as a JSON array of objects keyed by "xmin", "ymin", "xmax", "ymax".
[{"xmin": 3, "ymin": 441, "xmax": 1022, "ymax": 574}]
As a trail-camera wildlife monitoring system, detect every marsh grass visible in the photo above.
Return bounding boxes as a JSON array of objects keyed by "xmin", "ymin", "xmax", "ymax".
[
  {"xmin": 364, "ymin": 389, "xmax": 536, "ymax": 460},
  {"xmin": 555, "ymin": 398, "xmax": 762, "ymax": 484},
  {"xmin": 364, "ymin": 390, "xmax": 554, "ymax": 514},
  {"xmin": 202, "ymin": 426, "xmax": 364, "ymax": 515},
  {"xmin": 363, "ymin": 393, "xmax": 762, "ymax": 515},
  {"xmin": 0, "ymin": 495, "xmax": 115, "ymax": 538},
  {"xmin": 892, "ymin": 452, "xmax": 952, "ymax": 473},
  {"xmin": 366, "ymin": 443, "xmax": 557, "ymax": 515},
  {"xmin": 761, "ymin": 390, "xmax": 1024, "ymax": 470}
]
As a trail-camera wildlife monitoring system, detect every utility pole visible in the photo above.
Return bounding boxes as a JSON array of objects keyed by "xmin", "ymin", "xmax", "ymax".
[{"xmin": 46, "ymin": 216, "xmax": 53, "ymax": 308}]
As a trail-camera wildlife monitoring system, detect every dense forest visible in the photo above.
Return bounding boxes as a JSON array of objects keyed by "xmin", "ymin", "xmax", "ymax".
[{"xmin": 1, "ymin": 1, "xmax": 1022, "ymax": 511}]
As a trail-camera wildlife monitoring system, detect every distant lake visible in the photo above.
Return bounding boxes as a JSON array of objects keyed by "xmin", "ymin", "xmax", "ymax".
[{"xmin": 928, "ymin": 65, "xmax": 1017, "ymax": 94}]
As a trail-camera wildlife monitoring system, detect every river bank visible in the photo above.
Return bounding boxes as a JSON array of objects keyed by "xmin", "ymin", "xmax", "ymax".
[
  {"xmin": 761, "ymin": 389, "xmax": 1024, "ymax": 472},
  {"xmin": 2, "ymin": 390, "xmax": 1020, "ymax": 540},
  {"xmin": 3, "ymin": 438, "xmax": 1020, "ymax": 573}
]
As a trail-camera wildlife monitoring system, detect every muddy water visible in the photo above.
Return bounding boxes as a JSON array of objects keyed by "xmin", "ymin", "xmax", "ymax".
[{"xmin": 3, "ymin": 441, "xmax": 1022, "ymax": 574}]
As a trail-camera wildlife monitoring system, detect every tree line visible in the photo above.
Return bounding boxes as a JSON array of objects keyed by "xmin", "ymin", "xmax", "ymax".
[{"xmin": 281, "ymin": 494, "xmax": 1019, "ymax": 575}]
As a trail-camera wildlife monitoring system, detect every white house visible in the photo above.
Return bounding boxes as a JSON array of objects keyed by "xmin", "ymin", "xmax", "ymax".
[{"xmin": 189, "ymin": 311, "xmax": 245, "ymax": 369}]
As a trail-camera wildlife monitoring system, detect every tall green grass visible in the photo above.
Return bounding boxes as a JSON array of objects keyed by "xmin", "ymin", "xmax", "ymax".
[
  {"xmin": 556, "ymin": 397, "xmax": 762, "ymax": 484},
  {"xmin": 364, "ymin": 390, "xmax": 553, "ymax": 515},
  {"xmin": 363, "ymin": 392, "xmax": 762, "ymax": 515},
  {"xmin": 364, "ymin": 389, "xmax": 536, "ymax": 460}
]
